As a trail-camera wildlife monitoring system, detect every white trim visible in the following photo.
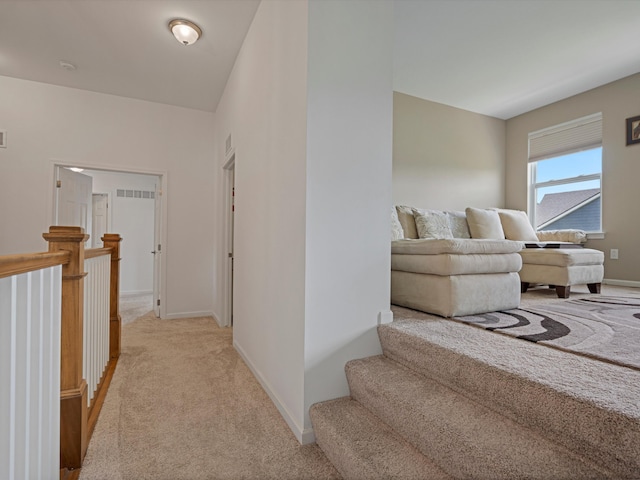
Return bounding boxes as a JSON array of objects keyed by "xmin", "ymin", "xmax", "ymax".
[
  {"xmin": 120, "ymin": 290, "xmax": 153, "ymax": 296},
  {"xmin": 233, "ymin": 339, "xmax": 311, "ymax": 444},
  {"xmin": 162, "ymin": 311, "xmax": 215, "ymax": 320},
  {"xmin": 587, "ymin": 232, "xmax": 605, "ymax": 240},
  {"xmin": 603, "ymin": 278, "xmax": 640, "ymax": 288},
  {"xmin": 221, "ymin": 154, "xmax": 236, "ymax": 328}
]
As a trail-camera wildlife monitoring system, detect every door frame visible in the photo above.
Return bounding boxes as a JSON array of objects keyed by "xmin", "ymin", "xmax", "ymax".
[
  {"xmin": 51, "ymin": 160, "xmax": 168, "ymax": 319},
  {"xmin": 222, "ymin": 151, "xmax": 235, "ymax": 328}
]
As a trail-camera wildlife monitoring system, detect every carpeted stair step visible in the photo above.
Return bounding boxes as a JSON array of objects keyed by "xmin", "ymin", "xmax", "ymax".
[
  {"xmin": 346, "ymin": 355, "xmax": 615, "ymax": 479},
  {"xmin": 378, "ymin": 319, "xmax": 640, "ymax": 477},
  {"xmin": 310, "ymin": 397, "xmax": 451, "ymax": 480}
]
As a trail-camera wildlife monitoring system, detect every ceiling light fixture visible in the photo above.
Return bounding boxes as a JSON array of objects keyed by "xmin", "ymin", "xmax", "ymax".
[{"xmin": 168, "ymin": 19, "xmax": 202, "ymax": 46}]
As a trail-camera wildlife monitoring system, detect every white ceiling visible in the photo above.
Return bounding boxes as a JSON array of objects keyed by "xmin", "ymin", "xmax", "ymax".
[
  {"xmin": 1, "ymin": 1, "xmax": 639, "ymax": 119},
  {"xmin": 394, "ymin": 0, "xmax": 640, "ymax": 119},
  {"xmin": 0, "ymin": 0, "xmax": 260, "ymax": 112}
]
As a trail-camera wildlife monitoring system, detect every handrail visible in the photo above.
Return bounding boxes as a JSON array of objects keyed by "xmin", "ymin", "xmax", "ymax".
[
  {"xmin": 0, "ymin": 251, "xmax": 70, "ymax": 279},
  {"xmin": 1, "ymin": 226, "xmax": 123, "ymax": 473},
  {"xmin": 85, "ymin": 247, "xmax": 112, "ymax": 260}
]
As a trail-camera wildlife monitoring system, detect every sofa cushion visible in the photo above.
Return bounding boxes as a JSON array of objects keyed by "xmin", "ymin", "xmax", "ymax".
[
  {"xmin": 391, "ymin": 207, "xmax": 405, "ymax": 240},
  {"xmin": 519, "ymin": 248, "xmax": 604, "ymax": 267},
  {"xmin": 497, "ymin": 209, "xmax": 539, "ymax": 242},
  {"xmin": 465, "ymin": 207, "xmax": 506, "ymax": 239},
  {"xmin": 413, "ymin": 209, "xmax": 454, "ymax": 239},
  {"xmin": 447, "ymin": 211, "xmax": 471, "ymax": 239},
  {"xmin": 536, "ymin": 229, "xmax": 587, "ymax": 244},
  {"xmin": 392, "ymin": 252, "xmax": 522, "ymax": 276},
  {"xmin": 395, "ymin": 205, "xmax": 418, "ymax": 239},
  {"xmin": 391, "ymin": 238, "xmax": 523, "ymax": 255}
]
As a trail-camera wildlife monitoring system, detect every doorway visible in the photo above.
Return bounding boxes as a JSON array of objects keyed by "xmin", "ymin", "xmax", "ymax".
[
  {"xmin": 223, "ymin": 153, "xmax": 235, "ymax": 327},
  {"xmin": 54, "ymin": 165, "xmax": 165, "ymax": 319}
]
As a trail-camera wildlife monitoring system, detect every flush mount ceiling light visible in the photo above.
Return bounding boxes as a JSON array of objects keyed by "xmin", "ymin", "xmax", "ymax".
[{"xmin": 168, "ymin": 19, "xmax": 202, "ymax": 46}]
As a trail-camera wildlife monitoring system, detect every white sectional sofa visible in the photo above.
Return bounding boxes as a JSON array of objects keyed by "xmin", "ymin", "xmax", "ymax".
[
  {"xmin": 391, "ymin": 206, "xmax": 523, "ymax": 317},
  {"xmin": 391, "ymin": 206, "xmax": 603, "ymax": 317}
]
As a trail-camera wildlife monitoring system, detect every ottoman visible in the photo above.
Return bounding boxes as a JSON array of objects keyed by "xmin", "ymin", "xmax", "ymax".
[{"xmin": 518, "ymin": 247, "xmax": 604, "ymax": 298}]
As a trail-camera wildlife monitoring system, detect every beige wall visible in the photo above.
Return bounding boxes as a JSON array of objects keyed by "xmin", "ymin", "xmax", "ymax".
[
  {"xmin": 506, "ymin": 73, "xmax": 640, "ymax": 284},
  {"xmin": 393, "ymin": 92, "xmax": 506, "ymax": 211}
]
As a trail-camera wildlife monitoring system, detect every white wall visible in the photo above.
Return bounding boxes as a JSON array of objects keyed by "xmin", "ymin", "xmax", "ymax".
[
  {"xmin": 0, "ymin": 75, "xmax": 216, "ymax": 318},
  {"xmin": 213, "ymin": 0, "xmax": 309, "ymax": 440},
  {"xmin": 304, "ymin": 0, "xmax": 393, "ymax": 435},
  {"xmin": 213, "ymin": 0, "xmax": 393, "ymax": 443},
  {"xmin": 87, "ymin": 170, "xmax": 157, "ymax": 295}
]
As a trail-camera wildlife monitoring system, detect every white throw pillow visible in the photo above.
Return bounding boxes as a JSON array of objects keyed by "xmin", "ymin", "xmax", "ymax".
[
  {"xmin": 395, "ymin": 205, "xmax": 418, "ymax": 239},
  {"xmin": 447, "ymin": 211, "xmax": 471, "ymax": 238},
  {"xmin": 413, "ymin": 209, "xmax": 454, "ymax": 239},
  {"xmin": 465, "ymin": 207, "xmax": 505, "ymax": 239},
  {"xmin": 391, "ymin": 207, "xmax": 405, "ymax": 240},
  {"xmin": 497, "ymin": 209, "xmax": 539, "ymax": 241}
]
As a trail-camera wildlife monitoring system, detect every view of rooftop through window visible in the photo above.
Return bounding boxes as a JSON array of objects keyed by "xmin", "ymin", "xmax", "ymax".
[{"xmin": 531, "ymin": 147, "xmax": 602, "ymax": 232}]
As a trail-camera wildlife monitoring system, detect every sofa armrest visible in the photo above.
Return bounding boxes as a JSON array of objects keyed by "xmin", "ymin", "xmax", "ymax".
[{"xmin": 536, "ymin": 229, "xmax": 587, "ymax": 244}]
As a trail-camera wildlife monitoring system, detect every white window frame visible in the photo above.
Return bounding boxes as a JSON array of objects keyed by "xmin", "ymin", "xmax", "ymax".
[{"xmin": 527, "ymin": 113, "xmax": 603, "ymax": 235}]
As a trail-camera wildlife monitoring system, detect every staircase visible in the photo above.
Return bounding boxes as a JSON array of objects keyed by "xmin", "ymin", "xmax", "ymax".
[{"xmin": 310, "ymin": 315, "xmax": 640, "ymax": 479}]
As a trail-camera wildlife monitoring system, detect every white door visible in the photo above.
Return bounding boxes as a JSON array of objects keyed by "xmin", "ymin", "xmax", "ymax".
[
  {"xmin": 92, "ymin": 194, "xmax": 109, "ymax": 248},
  {"xmin": 153, "ymin": 183, "xmax": 162, "ymax": 318},
  {"xmin": 55, "ymin": 167, "xmax": 93, "ymax": 246}
]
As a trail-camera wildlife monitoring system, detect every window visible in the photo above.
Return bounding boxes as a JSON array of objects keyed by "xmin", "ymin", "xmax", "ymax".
[{"xmin": 528, "ymin": 113, "xmax": 602, "ymax": 233}]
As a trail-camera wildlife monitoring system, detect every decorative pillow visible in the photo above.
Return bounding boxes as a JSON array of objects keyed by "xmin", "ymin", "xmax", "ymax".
[
  {"xmin": 465, "ymin": 207, "xmax": 505, "ymax": 239},
  {"xmin": 497, "ymin": 209, "xmax": 539, "ymax": 241},
  {"xmin": 395, "ymin": 205, "xmax": 418, "ymax": 239},
  {"xmin": 447, "ymin": 211, "xmax": 471, "ymax": 238},
  {"xmin": 413, "ymin": 209, "xmax": 454, "ymax": 239},
  {"xmin": 391, "ymin": 207, "xmax": 405, "ymax": 240}
]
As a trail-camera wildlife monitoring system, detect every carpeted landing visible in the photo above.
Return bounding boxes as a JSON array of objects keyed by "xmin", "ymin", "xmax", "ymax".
[
  {"xmin": 311, "ymin": 286, "xmax": 640, "ymax": 479},
  {"xmin": 79, "ymin": 313, "xmax": 340, "ymax": 480}
]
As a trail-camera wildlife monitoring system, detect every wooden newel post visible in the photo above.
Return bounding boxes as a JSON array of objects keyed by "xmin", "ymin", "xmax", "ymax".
[
  {"xmin": 102, "ymin": 233, "xmax": 122, "ymax": 360},
  {"xmin": 43, "ymin": 226, "xmax": 89, "ymax": 469}
]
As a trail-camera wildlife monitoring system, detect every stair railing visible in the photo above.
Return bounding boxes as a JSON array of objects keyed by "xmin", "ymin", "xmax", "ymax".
[{"xmin": 0, "ymin": 226, "xmax": 122, "ymax": 478}]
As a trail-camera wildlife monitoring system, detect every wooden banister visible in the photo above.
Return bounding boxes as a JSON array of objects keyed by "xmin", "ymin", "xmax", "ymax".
[
  {"xmin": 85, "ymin": 247, "xmax": 111, "ymax": 260},
  {"xmin": 102, "ymin": 234, "xmax": 122, "ymax": 360},
  {"xmin": 2, "ymin": 227, "xmax": 122, "ymax": 471},
  {"xmin": 0, "ymin": 251, "xmax": 69, "ymax": 279},
  {"xmin": 43, "ymin": 226, "xmax": 89, "ymax": 469}
]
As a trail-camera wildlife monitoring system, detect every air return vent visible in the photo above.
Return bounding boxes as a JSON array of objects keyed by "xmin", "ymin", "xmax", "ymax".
[{"xmin": 116, "ymin": 189, "xmax": 155, "ymax": 199}]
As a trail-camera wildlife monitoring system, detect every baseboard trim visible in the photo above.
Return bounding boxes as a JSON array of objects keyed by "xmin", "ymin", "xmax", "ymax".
[
  {"xmin": 120, "ymin": 290, "xmax": 153, "ymax": 296},
  {"xmin": 603, "ymin": 278, "xmax": 640, "ymax": 288},
  {"xmin": 233, "ymin": 339, "xmax": 312, "ymax": 445},
  {"xmin": 162, "ymin": 311, "xmax": 215, "ymax": 320}
]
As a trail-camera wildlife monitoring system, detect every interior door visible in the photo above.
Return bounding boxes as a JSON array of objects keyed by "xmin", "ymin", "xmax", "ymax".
[
  {"xmin": 55, "ymin": 167, "xmax": 93, "ymax": 246},
  {"xmin": 92, "ymin": 193, "xmax": 108, "ymax": 248}
]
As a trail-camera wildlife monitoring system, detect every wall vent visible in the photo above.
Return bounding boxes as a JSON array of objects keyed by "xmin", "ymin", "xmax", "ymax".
[{"xmin": 116, "ymin": 189, "xmax": 155, "ymax": 199}]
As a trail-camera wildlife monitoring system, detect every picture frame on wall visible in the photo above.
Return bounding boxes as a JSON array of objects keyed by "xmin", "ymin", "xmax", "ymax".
[{"xmin": 626, "ymin": 115, "xmax": 640, "ymax": 146}]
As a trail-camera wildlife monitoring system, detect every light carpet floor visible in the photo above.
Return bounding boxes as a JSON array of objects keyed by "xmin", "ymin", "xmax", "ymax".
[
  {"xmin": 79, "ymin": 313, "xmax": 340, "ymax": 480},
  {"xmin": 119, "ymin": 293, "xmax": 154, "ymax": 325}
]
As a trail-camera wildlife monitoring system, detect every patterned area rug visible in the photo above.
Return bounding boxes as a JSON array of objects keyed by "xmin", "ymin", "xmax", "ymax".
[{"xmin": 455, "ymin": 296, "xmax": 640, "ymax": 371}]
